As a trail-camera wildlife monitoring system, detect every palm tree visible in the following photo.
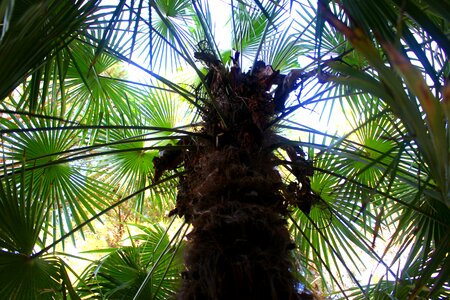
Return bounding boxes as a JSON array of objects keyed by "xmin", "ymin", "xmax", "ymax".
[{"xmin": 0, "ymin": 0, "xmax": 448, "ymax": 299}]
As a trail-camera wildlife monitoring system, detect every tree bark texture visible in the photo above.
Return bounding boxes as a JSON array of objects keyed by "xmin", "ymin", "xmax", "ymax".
[{"xmin": 156, "ymin": 51, "xmax": 313, "ymax": 300}]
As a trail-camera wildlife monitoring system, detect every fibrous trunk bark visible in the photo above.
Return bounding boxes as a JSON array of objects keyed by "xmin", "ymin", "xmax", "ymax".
[{"xmin": 160, "ymin": 51, "xmax": 311, "ymax": 299}]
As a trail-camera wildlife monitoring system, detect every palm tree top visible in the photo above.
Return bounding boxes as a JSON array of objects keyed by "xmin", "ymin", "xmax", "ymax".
[{"xmin": 0, "ymin": 0, "xmax": 448, "ymax": 299}]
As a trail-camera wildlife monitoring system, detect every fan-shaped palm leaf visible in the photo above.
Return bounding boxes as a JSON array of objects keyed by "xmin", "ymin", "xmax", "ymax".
[
  {"xmin": 316, "ymin": 0, "xmax": 449, "ymax": 297},
  {"xmin": 78, "ymin": 222, "xmax": 184, "ymax": 299},
  {"xmin": 0, "ymin": 0, "xmax": 99, "ymax": 101},
  {"xmin": 0, "ymin": 170, "xmax": 79, "ymax": 298}
]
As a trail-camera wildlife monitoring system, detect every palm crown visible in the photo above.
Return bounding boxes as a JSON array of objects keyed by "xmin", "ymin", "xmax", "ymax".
[{"xmin": 0, "ymin": 0, "xmax": 448, "ymax": 299}]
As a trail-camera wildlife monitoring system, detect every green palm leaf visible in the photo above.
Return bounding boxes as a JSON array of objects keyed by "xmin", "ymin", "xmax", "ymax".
[
  {"xmin": 0, "ymin": 0, "xmax": 99, "ymax": 100},
  {"xmin": 0, "ymin": 170, "xmax": 79, "ymax": 298},
  {"xmin": 78, "ymin": 222, "xmax": 183, "ymax": 299},
  {"xmin": 0, "ymin": 253, "xmax": 78, "ymax": 299},
  {"xmin": 1, "ymin": 115, "xmax": 110, "ymax": 245}
]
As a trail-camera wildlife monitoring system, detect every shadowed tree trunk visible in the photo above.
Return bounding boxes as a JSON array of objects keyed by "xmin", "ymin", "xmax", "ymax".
[{"xmin": 157, "ymin": 49, "xmax": 314, "ymax": 299}]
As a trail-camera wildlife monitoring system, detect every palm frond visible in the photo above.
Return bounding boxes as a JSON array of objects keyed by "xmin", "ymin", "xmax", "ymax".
[
  {"xmin": 0, "ymin": 0, "xmax": 99, "ymax": 100},
  {"xmin": 78, "ymin": 222, "xmax": 184, "ymax": 299}
]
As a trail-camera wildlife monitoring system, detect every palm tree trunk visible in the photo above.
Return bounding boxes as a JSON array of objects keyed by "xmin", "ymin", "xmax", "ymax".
[{"xmin": 173, "ymin": 57, "xmax": 306, "ymax": 299}]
